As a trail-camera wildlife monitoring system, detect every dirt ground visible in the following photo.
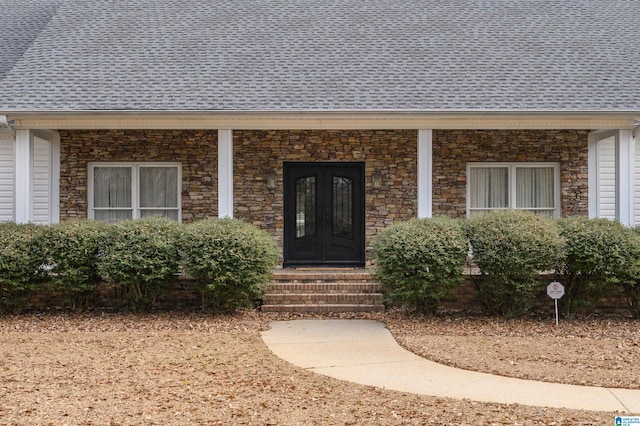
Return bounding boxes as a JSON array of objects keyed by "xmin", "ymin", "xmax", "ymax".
[{"xmin": 0, "ymin": 309, "xmax": 637, "ymax": 425}]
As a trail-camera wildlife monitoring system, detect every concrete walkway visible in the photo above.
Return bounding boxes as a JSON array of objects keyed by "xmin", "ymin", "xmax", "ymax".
[{"xmin": 261, "ymin": 319, "xmax": 640, "ymax": 413}]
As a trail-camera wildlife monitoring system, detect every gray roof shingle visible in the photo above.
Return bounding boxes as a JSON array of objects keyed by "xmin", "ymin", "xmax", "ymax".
[
  {"xmin": 0, "ymin": 0, "xmax": 62, "ymax": 80},
  {"xmin": 1, "ymin": 0, "xmax": 639, "ymax": 112}
]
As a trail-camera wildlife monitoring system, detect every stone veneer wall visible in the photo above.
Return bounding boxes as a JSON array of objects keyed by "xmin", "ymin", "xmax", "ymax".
[
  {"xmin": 59, "ymin": 130, "xmax": 219, "ymax": 221},
  {"xmin": 59, "ymin": 128, "xmax": 588, "ymax": 263},
  {"xmin": 432, "ymin": 129, "xmax": 589, "ymax": 217},
  {"xmin": 233, "ymin": 130, "xmax": 418, "ymax": 263}
]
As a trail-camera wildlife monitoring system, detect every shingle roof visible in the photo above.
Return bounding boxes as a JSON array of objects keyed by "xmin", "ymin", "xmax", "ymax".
[
  {"xmin": 0, "ymin": 0, "xmax": 61, "ymax": 80},
  {"xmin": 1, "ymin": 0, "xmax": 639, "ymax": 112}
]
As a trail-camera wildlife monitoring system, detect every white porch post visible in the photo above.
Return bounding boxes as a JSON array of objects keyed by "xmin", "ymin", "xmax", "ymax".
[
  {"xmin": 14, "ymin": 129, "xmax": 34, "ymax": 223},
  {"xmin": 417, "ymin": 129, "xmax": 433, "ymax": 218},
  {"xmin": 587, "ymin": 132, "xmax": 598, "ymax": 219},
  {"xmin": 616, "ymin": 129, "xmax": 635, "ymax": 226},
  {"xmin": 218, "ymin": 129, "xmax": 233, "ymax": 218},
  {"xmin": 47, "ymin": 131, "xmax": 61, "ymax": 224}
]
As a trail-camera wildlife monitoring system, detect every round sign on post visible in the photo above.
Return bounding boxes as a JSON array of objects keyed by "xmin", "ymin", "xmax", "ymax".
[
  {"xmin": 547, "ymin": 281, "xmax": 564, "ymax": 326},
  {"xmin": 547, "ymin": 281, "xmax": 565, "ymax": 299}
]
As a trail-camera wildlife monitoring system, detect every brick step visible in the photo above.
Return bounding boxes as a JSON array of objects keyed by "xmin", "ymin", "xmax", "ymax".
[
  {"xmin": 262, "ymin": 292, "xmax": 384, "ymax": 305},
  {"xmin": 263, "ymin": 269, "xmax": 384, "ymax": 313},
  {"xmin": 260, "ymin": 304, "xmax": 385, "ymax": 313},
  {"xmin": 271, "ymin": 271, "xmax": 372, "ymax": 283},
  {"xmin": 265, "ymin": 282, "xmax": 382, "ymax": 294}
]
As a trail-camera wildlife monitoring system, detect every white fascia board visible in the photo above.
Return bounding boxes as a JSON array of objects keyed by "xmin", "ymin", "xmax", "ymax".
[{"xmin": 7, "ymin": 111, "xmax": 640, "ymax": 131}]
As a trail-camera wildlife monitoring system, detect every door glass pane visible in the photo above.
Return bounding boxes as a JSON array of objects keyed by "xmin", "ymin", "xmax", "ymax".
[
  {"xmin": 469, "ymin": 167, "xmax": 508, "ymax": 211},
  {"xmin": 516, "ymin": 167, "xmax": 555, "ymax": 215},
  {"xmin": 332, "ymin": 176, "xmax": 353, "ymax": 239},
  {"xmin": 140, "ymin": 167, "xmax": 178, "ymax": 208},
  {"xmin": 94, "ymin": 167, "xmax": 132, "ymax": 208},
  {"xmin": 296, "ymin": 177, "xmax": 316, "ymax": 238}
]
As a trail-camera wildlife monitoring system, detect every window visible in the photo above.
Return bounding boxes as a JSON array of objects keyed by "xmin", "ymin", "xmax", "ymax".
[
  {"xmin": 88, "ymin": 162, "xmax": 181, "ymax": 222},
  {"xmin": 467, "ymin": 162, "xmax": 560, "ymax": 217}
]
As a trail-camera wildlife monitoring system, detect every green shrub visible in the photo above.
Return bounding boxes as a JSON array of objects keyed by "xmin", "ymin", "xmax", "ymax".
[
  {"xmin": 372, "ymin": 217, "xmax": 468, "ymax": 314},
  {"xmin": 623, "ymin": 227, "xmax": 640, "ymax": 318},
  {"xmin": 557, "ymin": 218, "xmax": 640, "ymax": 318},
  {"xmin": 39, "ymin": 220, "xmax": 109, "ymax": 309},
  {"xmin": 619, "ymin": 226, "xmax": 640, "ymax": 318},
  {"xmin": 97, "ymin": 217, "xmax": 183, "ymax": 311},
  {"xmin": 179, "ymin": 218, "xmax": 279, "ymax": 312},
  {"xmin": 0, "ymin": 222, "xmax": 47, "ymax": 312},
  {"xmin": 465, "ymin": 210, "xmax": 564, "ymax": 317}
]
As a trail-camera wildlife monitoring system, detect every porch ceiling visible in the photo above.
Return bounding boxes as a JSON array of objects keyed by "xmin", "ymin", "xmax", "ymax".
[{"xmin": 8, "ymin": 111, "xmax": 640, "ymax": 131}]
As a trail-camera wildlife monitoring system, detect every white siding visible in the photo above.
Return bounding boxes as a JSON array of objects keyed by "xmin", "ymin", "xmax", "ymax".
[
  {"xmin": 0, "ymin": 134, "xmax": 14, "ymax": 222},
  {"xmin": 32, "ymin": 136, "xmax": 51, "ymax": 224},
  {"xmin": 597, "ymin": 135, "xmax": 616, "ymax": 219}
]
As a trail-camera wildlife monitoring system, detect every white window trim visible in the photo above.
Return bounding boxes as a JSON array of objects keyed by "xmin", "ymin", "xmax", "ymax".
[
  {"xmin": 466, "ymin": 162, "xmax": 561, "ymax": 217},
  {"xmin": 88, "ymin": 162, "xmax": 182, "ymax": 222}
]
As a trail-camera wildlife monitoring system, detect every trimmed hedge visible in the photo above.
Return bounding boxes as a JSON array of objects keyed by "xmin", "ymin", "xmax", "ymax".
[
  {"xmin": 5, "ymin": 214, "xmax": 640, "ymax": 317},
  {"xmin": 372, "ymin": 217, "xmax": 468, "ymax": 314},
  {"xmin": 39, "ymin": 220, "xmax": 109, "ymax": 309},
  {"xmin": 0, "ymin": 218, "xmax": 278, "ymax": 313},
  {"xmin": 97, "ymin": 217, "xmax": 183, "ymax": 311},
  {"xmin": 556, "ymin": 218, "xmax": 640, "ymax": 318},
  {"xmin": 0, "ymin": 223, "xmax": 47, "ymax": 312},
  {"xmin": 465, "ymin": 211, "xmax": 565, "ymax": 317},
  {"xmin": 624, "ymin": 227, "xmax": 640, "ymax": 318},
  {"xmin": 179, "ymin": 218, "xmax": 279, "ymax": 312}
]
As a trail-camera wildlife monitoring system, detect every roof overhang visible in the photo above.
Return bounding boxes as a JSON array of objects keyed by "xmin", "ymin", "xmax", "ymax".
[
  {"xmin": 0, "ymin": 115, "xmax": 15, "ymax": 135},
  {"xmin": 5, "ymin": 110, "xmax": 640, "ymax": 131}
]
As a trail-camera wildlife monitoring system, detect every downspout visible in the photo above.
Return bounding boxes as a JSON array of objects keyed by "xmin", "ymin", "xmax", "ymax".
[{"xmin": 0, "ymin": 115, "xmax": 15, "ymax": 136}]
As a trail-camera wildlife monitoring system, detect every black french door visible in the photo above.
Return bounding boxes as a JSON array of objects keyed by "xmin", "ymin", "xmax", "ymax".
[{"xmin": 283, "ymin": 162, "xmax": 365, "ymax": 267}]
